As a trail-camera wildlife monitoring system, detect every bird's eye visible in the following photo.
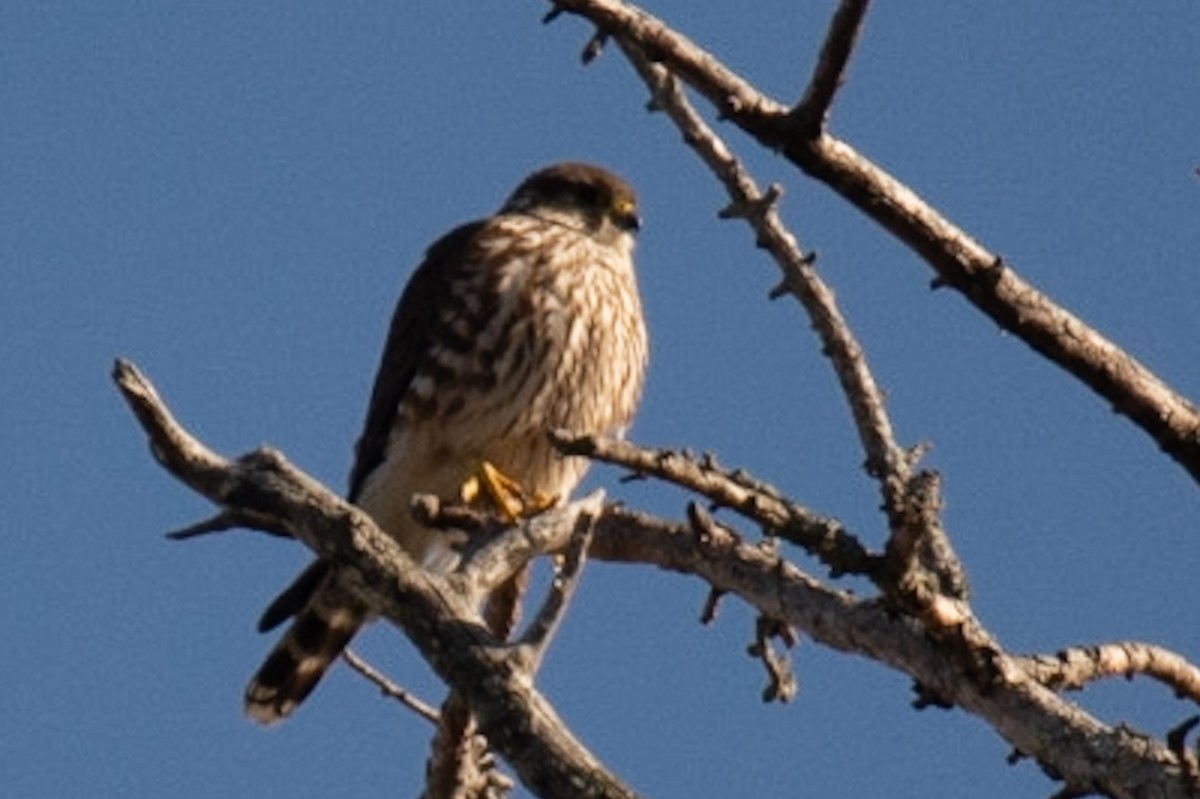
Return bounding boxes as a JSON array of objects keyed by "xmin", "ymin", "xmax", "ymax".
[{"xmin": 612, "ymin": 198, "xmax": 641, "ymax": 232}]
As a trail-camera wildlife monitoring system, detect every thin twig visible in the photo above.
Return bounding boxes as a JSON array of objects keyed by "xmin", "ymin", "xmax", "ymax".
[
  {"xmin": 551, "ymin": 431, "xmax": 878, "ymax": 578},
  {"xmin": 685, "ymin": 503, "xmax": 799, "ymax": 702},
  {"xmin": 167, "ymin": 508, "xmax": 292, "ymax": 540},
  {"xmin": 614, "ymin": 41, "xmax": 913, "ymax": 517},
  {"xmin": 747, "ymin": 614, "xmax": 799, "ymax": 704},
  {"xmin": 553, "ymin": 0, "xmax": 786, "ymax": 122},
  {"xmin": 424, "ymin": 693, "xmax": 514, "ymax": 799},
  {"xmin": 555, "ymin": 0, "xmax": 1200, "ymax": 489},
  {"xmin": 1017, "ymin": 642, "xmax": 1200, "ymax": 706},
  {"xmin": 699, "ymin": 586, "xmax": 725, "ymax": 625},
  {"xmin": 516, "ymin": 502, "xmax": 598, "ymax": 673},
  {"xmin": 341, "ymin": 648, "xmax": 441, "ymax": 724},
  {"xmin": 791, "ymin": 0, "xmax": 872, "ymax": 133}
]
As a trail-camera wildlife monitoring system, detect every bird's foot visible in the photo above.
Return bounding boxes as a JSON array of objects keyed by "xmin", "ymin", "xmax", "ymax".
[{"xmin": 460, "ymin": 461, "xmax": 556, "ymax": 523}]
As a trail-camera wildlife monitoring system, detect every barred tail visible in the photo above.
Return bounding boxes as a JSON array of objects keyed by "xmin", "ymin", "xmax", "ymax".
[{"xmin": 244, "ymin": 577, "xmax": 367, "ymax": 725}]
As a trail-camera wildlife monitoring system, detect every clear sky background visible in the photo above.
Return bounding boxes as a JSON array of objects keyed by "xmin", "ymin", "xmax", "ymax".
[{"xmin": 4, "ymin": 3, "xmax": 1199, "ymax": 797}]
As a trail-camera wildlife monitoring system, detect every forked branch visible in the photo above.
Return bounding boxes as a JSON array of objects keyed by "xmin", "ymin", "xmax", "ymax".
[
  {"xmin": 113, "ymin": 358, "xmax": 640, "ymax": 799},
  {"xmin": 116, "ymin": 357, "xmax": 1198, "ymax": 796},
  {"xmin": 551, "ymin": 0, "xmax": 1200, "ymax": 488}
]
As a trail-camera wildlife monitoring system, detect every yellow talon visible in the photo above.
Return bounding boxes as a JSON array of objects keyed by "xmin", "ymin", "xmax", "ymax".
[
  {"xmin": 460, "ymin": 475, "xmax": 483, "ymax": 506},
  {"xmin": 461, "ymin": 461, "xmax": 556, "ymax": 522}
]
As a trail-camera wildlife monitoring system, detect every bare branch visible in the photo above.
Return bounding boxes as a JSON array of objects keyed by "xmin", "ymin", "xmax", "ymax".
[
  {"xmin": 1167, "ymin": 717, "xmax": 1200, "ymax": 763},
  {"xmin": 425, "ymin": 693, "xmax": 514, "ymax": 799},
  {"xmin": 118, "ymin": 356, "xmax": 1200, "ymax": 796},
  {"xmin": 341, "ymin": 648, "xmax": 441, "ymax": 725},
  {"xmin": 552, "ymin": 0, "xmax": 786, "ymax": 121},
  {"xmin": 113, "ymin": 358, "xmax": 641, "ymax": 799},
  {"xmin": 554, "ymin": 0, "xmax": 1200, "ymax": 489},
  {"xmin": 516, "ymin": 499, "xmax": 598, "ymax": 673},
  {"xmin": 1017, "ymin": 643, "xmax": 1200, "ymax": 706},
  {"xmin": 551, "ymin": 430, "xmax": 877, "ymax": 578},
  {"xmin": 166, "ymin": 508, "xmax": 292, "ymax": 540},
  {"xmin": 585, "ymin": 505, "xmax": 1199, "ymax": 797},
  {"xmin": 881, "ymin": 470, "xmax": 970, "ymax": 609},
  {"xmin": 747, "ymin": 614, "xmax": 799, "ymax": 704},
  {"xmin": 611, "ymin": 43, "xmax": 918, "ymax": 534},
  {"xmin": 458, "ymin": 491, "xmax": 606, "ymax": 599},
  {"xmin": 699, "ymin": 586, "xmax": 725, "ymax": 625},
  {"xmin": 602, "ymin": 42, "xmax": 979, "ymax": 641},
  {"xmin": 791, "ymin": 0, "xmax": 872, "ymax": 133}
]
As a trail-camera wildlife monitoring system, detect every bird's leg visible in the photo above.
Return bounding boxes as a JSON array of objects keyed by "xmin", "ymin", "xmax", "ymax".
[
  {"xmin": 457, "ymin": 461, "xmax": 554, "ymax": 640},
  {"xmin": 460, "ymin": 461, "xmax": 556, "ymax": 522}
]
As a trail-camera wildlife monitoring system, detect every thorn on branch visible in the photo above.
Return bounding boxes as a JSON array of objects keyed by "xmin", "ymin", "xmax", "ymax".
[
  {"xmin": 1167, "ymin": 715, "xmax": 1200, "ymax": 758},
  {"xmin": 765, "ymin": 246, "xmax": 817, "ymax": 301},
  {"xmin": 686, "ymin": 501, "xmax": 723, "ymax": 544},
  {"xmin": 699, "ymin": 586, "xmax": 725, "ymax": 625},
  {"xmin": 905, "ymin": 441, "xmax": 932, "ymax": 470},
  {"xmin": 932, "ymin": 255, "xmax": 1003, "ymax": 293},
  {"xmin": 1006, "ymin": 748, "xmax": 1028, "ymax": 766},
  {"xmin": 166, "ymin": 508, "xmax": 292, "ymax": 541},
  {"xmin": 718, "ymin": 183, "xmax": 783, "ymax": 221},
  {"xmin": 581, "ymin": 29, "xmax": 609, "ymax": 64},
  {"xmin": 539, "ymin": 5, "xmax": 608, "ymax": 64},
  {"xmin": 747, "ymin": 615, "xmax": 799, "ymax": 703},
  {"xmin": 716, "ymin": 93, "xmax": 745, "ymax": 120},
  {"xmin": 910, "ymin": 680, "xmax": 953, "ymax": 710}
]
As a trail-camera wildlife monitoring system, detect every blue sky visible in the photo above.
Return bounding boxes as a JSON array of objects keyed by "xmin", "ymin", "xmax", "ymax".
[{"xmin": 4, "ymin": 3, "xmax": 1199, "ymax": 797}]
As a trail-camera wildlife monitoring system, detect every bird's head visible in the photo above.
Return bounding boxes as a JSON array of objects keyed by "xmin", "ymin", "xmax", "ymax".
[{"xmin": 502, "ymin": 162, "xmax": 640, "ymax": 249}]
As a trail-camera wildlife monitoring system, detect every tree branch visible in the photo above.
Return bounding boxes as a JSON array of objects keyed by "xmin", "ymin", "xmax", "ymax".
[
  {"xmin": 424, "ymin": 692, "xmax": 514, "ymax": 799},
  {"xmin": 117, "ymin": 355, "xmax": 1200, "ymax": 796},
  {"xmin": 551, "ymin": 430, "xmax": 877, "ymax": 578},
  {"xmin": 516, "ymin": 501, "xmax": 597, "ymax": 673},
  {"xmin": 790, "ymin": 0, "xmax": 871, "ymax": 134},
  {"xmin": 596, "ymin": 41, "xmax": 968, "ymax": 619},
  {"xmin": 586, "ymin": 506, "xmax": 1199, "ymax": 798},
  {"xmin": 166, "ymin": 508, "xmax": 292, "ymax": 540},
  {"xmin": 1017, "ymin": 643, "xmax": 1200, "ymax": 706},
  {"xmin": 113, "ymin": 358, "xmax": 640, "ymax": 799},
  {"xmin": 341, "ymin": 648, "xmax": 442, "ymax": 725},
  {"xmin": 614, "ymin": 42, "xmax": 910, "ymax": 493},
  {"xmin": 551, "ymin": 0, "xmax": 1200, "ymax": 489}
]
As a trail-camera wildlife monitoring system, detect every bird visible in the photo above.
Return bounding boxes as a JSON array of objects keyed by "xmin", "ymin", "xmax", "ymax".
[{"xmin": 244, "ymin": 162, "xmax": 649, "ymax": 724}]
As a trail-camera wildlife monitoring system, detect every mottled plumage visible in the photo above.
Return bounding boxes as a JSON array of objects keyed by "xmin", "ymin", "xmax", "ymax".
[{"xmin": 245, "ymin": 163, "xmax": 648, "ymax": 723}]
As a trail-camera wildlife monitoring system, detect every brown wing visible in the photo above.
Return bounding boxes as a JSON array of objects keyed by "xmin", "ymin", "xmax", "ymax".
[
  {"xmin": 347, "ymin": 220, "xmax": 485, "ymax": 501},
  {"xmin": 256, "ymin": 220, "xmax": 486, "ymax": 634}
]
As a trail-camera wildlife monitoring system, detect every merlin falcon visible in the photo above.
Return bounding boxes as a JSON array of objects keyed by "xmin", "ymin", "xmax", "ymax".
[{"xmin": 245, "ymin": 162, "xmax": 649, "ymax": 723}]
